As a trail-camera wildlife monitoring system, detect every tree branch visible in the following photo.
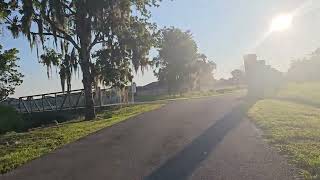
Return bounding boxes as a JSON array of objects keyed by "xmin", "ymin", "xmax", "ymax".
[
  {"xmin": 41, "ymin": 15, "xmax": 80, "ymax": 50},
  {"xmin": 89, "ymin": 33, "xmax": 104, "ymax": 50},
  {"xmin": 63, "ymin": 4, "xmax": 76, "ymax": 15},
  {"xmin": 30, "ymin": 31, "xmax": 79, "ymax": 50}
]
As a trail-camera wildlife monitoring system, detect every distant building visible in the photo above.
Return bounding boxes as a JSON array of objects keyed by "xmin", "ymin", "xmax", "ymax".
[
  {"xmin": 244, "ymin": 54, "xmax": 283, "ymax": 98},
  {"xmin": 136, "ymin": 82, "xmax": 168, "ymax": 96}
]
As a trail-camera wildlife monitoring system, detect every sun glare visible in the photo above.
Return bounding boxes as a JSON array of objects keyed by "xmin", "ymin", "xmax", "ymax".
[{"xmin": 270, "ymin": 14, "xmax": 293, "ymax": 32}]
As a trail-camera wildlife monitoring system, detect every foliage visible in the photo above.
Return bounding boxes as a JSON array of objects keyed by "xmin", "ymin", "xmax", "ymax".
[
  {"xmin": 192, "ymin": 54, "xmax": 216, "ymax": 90},
  {"xmin": 0, "ymin": 1, "xmax": 18, "ymax": 21},
  {"xmin": 0, "ymin": 45, "xmax": 23, "ymax": 101},
  {"xmin": 0, "ymin": 0, "xmax": 23, "ymax": 101},
  {"xmin": 154, "ymin": 27, "xmax": 215, "ymax": 93},
  {"xmin": 230, "ymin": 69, "xmax": 245, "ymax": 86},
  {"xmin": 154, "ymin": 27, "xmax": 197, "ymax": 92},
  {"xmin": 248, "ymin": 99, "xmax": 320, "ymax": 179},
  {"xmin": 93, "ymin": 48, "xmax": 133, "ymax": 89},
  {"xmin": 287, "ymin": 48, "xmax": 320, "ymax": 82},
  {"xmin": 231, "ymin": 69, "xmax": 244, "ymax": 81},
  {"xmin": 40, "ymin": 48, "xmax": 78, "ymax": 92},
  {"xmin": 135, "ymin": 86, "xmax": 244, "ymax": 102},
  {"xmin": 0, "ymin": 105, "xmax": 24, "ymax": 134},
  {"xmin": 0, "ymin": 104, "xmax": 164, "ymax": 174},
  {"xmin": 4, "ymin": 0, "xmax": 162, "ymax": 119}
]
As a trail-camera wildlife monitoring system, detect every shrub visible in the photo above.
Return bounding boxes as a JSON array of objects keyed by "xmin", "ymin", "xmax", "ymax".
[{"xmin": 0, "ymin": 105, "xmax": 24, "ymax": 134}]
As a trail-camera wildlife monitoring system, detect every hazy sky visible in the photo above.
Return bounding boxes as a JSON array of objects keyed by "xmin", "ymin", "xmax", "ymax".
[{"xmin": 3, "ymin": 0, "xmax": 320, "ymax": 97}]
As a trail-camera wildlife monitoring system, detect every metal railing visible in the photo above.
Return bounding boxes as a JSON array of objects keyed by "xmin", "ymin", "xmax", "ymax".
[{"xmin": 4, "ymin": 88, "xmax": 127, "ymax": 113}]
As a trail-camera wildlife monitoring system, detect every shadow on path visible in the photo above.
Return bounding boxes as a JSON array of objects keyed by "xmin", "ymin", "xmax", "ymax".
[{"xmin": 144, "ymin": 102, "xmax": 253, "ymax": 180}]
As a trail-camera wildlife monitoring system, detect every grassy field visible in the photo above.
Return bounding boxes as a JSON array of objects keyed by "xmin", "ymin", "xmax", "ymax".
[
  {"xmin": 135, "ymin": 87, "xmax": 245, "ymax": 102},
  {"xmin": 277, "ymin": 82, "xmax": 320, "ymax": 106},
  {"xmin": 0, "ymin": 104, "xmax": 163, "ymax": 174},
  {"xmin": 248, "ymin": 99, "xmax": 320, "ymax": 179}
]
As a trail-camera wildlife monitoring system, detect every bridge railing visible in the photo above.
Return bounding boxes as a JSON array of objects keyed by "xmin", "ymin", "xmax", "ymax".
[{"xmin": 3, "ymin": 88, "xmax": 128, "ymax": 113}]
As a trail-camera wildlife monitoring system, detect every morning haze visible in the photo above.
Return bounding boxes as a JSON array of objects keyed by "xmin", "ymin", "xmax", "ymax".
[
  {"xmin": 1, "ymin": 0, "xmax": 320, "ymax": 179},
  {"xmin": 2, "ymin": 0, "xmax": 318, "ymax": 97}
]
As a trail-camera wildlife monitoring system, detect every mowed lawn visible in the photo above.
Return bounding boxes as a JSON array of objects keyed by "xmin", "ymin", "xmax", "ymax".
[
  {"xmin": 248, "ymin": 99, "xmax": 320, "ymax": 179},
  {"xmin": 277, "ymin": 82, "xmax": 320, "ymax": 106},
  {"xmin": 0, "ymin": 104, "xmax": 163, "ymax": 174},
  {"xmin": 135, "ymin": 87, "xmax": 245, "ymax": 102}
]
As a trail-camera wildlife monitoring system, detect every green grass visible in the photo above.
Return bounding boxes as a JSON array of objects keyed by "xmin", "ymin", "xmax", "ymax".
[
  {"xmin": 0, "ymin": 105, "xmax": 24, "ymax": 134},
  {"xmin": 277, "ymin": 82, "xmax": 320, "ymax": 106},
  {"xmin": 0, "ymin": 104, "xmax": 163, "ymax": 174},
  {"xmin": 135, "ymin": 87, "xmax": 245, "ymax": 102},
  {"xmin": 248, "ymin": 99, "xmax": 320, "ymax": 179}
]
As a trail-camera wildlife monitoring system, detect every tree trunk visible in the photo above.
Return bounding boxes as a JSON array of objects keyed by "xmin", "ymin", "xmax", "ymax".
[
  {"xmin": 80, "ymin": 55, "xmax": 96, "ymax": 120},
  {"xmin": 76, "ymin": 0, "xmax": 95, "ymax": 120},
  {"xmin": 78, "ymin": 22, "xmax": 95, "ymax": 120}
]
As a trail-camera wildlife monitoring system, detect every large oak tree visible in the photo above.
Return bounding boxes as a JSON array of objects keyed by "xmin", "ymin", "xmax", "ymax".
[
  {"xmin": 154, "ymin": 27, "xmax": 215, "ymax": 93},
  {"xmin": 5, "ymin": 0, "xmax": 162, "ymax": 119}
]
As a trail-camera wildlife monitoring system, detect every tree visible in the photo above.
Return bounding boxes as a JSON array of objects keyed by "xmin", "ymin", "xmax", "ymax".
[
  {"xmin": 40, "ymin": 48, "xmax": 78, "ymax": 92},
  {"xmin": 154, "ymin": 28, "xmax": 216, "ymax": 93},
  {"xmin": 93, "ymin": 48, "xmax": 133, "ymax": 89},
  {"xmin": 0, "ymin": 1, "xmax": 17, "ymax": 20},
  {"xmin": 0, "ymin": 1, "xmax": 23, "ymax": 101},
  {"xmin": 192, "ymin": 54, "xmax": 216, "ymax": 91},
  {"xmin": 5, "ymin": 0, "xmax": 161, "ymax": 120},
  {"xmin": 154, "ymin": 27, "xmax": 199, "ymax": 94},
  {"xmin": 0, "ymin": 45, "xmax": 23, "ymax": 101},
  {"xmin": 287, "ymin": 48, "xmax": 320, "ymax": 82},
  {"xmin": 231, "ymin": 69, "xmax": 245, "ymax": 86}
]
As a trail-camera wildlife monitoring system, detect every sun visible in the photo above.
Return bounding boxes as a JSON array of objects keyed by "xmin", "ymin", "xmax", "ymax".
[{"xmin": 270, "ymin": 14, "xmax": 293, "ymax": 32}]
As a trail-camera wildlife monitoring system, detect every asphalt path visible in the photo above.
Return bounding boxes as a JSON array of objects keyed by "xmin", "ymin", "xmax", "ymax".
[{"xmin": 1, "ymin": 93, "xmax": 298, "ymax": 180}]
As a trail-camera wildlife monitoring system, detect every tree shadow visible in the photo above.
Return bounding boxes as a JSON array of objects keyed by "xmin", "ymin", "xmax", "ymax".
[{"xmin": 144, "ymin": 101, "xmax": 255, "ymax": 180}]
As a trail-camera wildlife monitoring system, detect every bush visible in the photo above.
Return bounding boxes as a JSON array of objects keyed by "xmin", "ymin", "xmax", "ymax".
[{"xmin": 0, "ymin": 105, "xmax": 24, "ymax": 134}]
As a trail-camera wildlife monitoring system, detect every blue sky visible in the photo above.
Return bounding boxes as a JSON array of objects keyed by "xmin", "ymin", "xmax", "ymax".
[{"xmin": 3, "ymin": 0, "xmax": 320, "ymax": 97}]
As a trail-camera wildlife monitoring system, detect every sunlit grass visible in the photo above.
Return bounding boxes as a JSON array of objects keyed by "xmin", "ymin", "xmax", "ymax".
[
  {"xmin": 248, "ymin": 99, "xmax": 320, "ymax": 179},
  {"xmin": 0, "ymin": 104, "xmax": 163, "ymax": 174},
  {"xmin": 277, "ymin": 82, "xmax": 320, "ymax": 106},
  {"xmin": 135, "ymin": 87, "xmax": 245, "ymax": 102}
]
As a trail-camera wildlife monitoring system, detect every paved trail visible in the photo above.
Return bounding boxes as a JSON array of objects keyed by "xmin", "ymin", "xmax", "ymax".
[{"xmin": 1, "ymin": 93, "xmax": 298, "ymax": 180}]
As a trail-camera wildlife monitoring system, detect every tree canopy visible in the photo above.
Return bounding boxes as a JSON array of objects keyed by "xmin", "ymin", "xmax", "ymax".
[
  {"xmin": 287, "ymin": 48, "xmax": 320, "ymax": 82},
  {"xmin": 154, "ymin": 27, "xmax": 215, "ymax": 93},
  {"xmin": 0, "ymin": 45, "xmax": 23, "ymax": 101},
  {"xmin": 0, "ymin": 0, "xmax": 23, "ymax": 101},
  {"xmin": 40, "ymin": 48, "xmax": 78, "ymax": 92},
  {"xmin": 192, "ymin": 54, "xmax": 216, "ymax": 90},
  {"xmin": 231, "ymin": 69, "xmax": 245, "ymax": 84}
]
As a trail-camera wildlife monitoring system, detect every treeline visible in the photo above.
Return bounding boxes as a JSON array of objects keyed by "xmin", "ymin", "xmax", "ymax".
[{"xmin": 286, "ymin": 48, "xmax": 320, "ymax": 82}]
